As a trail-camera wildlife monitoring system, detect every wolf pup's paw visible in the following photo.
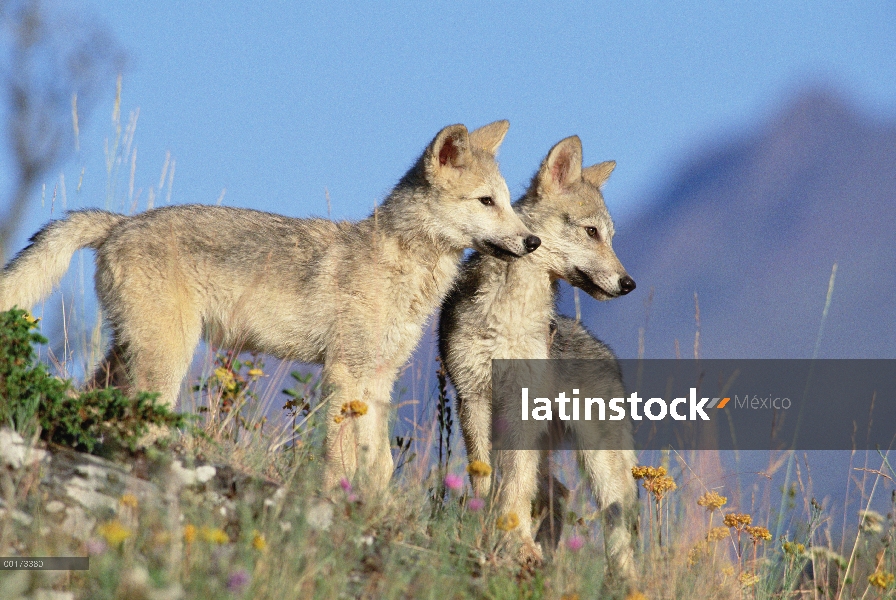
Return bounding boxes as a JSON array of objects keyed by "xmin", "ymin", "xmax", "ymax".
[{"xmin": 517, "ymin": 540, "xmax": 544, "ymax": 569}]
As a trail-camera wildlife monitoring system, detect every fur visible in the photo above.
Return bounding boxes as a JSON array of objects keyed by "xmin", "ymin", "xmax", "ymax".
[
  {"xmin": 1, "ymin": 121, "xmax": 537, "ymax": 496},
  {"xmin": 439, "ymin": 136, "xmax": 637, "ymax": 579}
]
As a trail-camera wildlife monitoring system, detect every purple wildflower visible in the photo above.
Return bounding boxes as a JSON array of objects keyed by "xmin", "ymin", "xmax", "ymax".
[
  {"xmin": 467, "ymin": 497, "xmax": 485, "ymax": 512},
  {"xmin": 566, "ymin": 535, "xmax": 585, "ymax": 552},
  {"xmin": 444, "ymin": 473, "xmax": 464, "ymax": 492},
  {"xmin": 226, "ymin": 568, "xmax": 250, "ymax": 593}
]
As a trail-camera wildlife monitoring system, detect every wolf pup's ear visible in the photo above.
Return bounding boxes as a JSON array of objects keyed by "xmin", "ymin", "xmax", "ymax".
[
  {"xmin": 468, "ymin": 120, "xmax": 509, "ymax": 155},
  {"xmin": 538, "ymin": 135, "xmax": 583, "ymax": 193},
  {"xmin": 582, "ymin": 161, "xmax": 616, "ymax": 189},
  {"xmin": 426, "ymin": 124, "xmax": 472, "ymax": 179}
]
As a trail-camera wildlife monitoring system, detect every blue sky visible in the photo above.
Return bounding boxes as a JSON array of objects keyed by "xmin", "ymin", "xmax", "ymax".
[
  {"xmin": 2, "ymin": 2, "xmax": 893, "ymax": 510},
  {"xmin": 3, "ymin": 1, "xmax": 896, "ymax": 249}
]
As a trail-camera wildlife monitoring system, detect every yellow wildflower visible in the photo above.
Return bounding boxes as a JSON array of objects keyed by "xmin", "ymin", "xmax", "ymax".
[
  {"xmin": 183, "ymin": 524, "xmax": 197, "ymax": 544},
  {"xmin": 697, "ymin": 490, "xmax": 727, "ymax": 512},
  {"xmin": 631, "ymin": 465, "xmax": 666, "ymax": 480},
  {"xmin": 467, "ymin": 460, "xmax": 492, "ymax": 477},
  {"xmin": 631, "ymin": 465, "xmax": 676, "ymax": 500},
  {"xmin": 252, "ymin": 531, "xmax": 267, "ymax": 551},
  {"xmin": 200, "ymin": 526, "xmax": 230, "ymax": 544},
  {"xmin": 347, "ymin": 400, "xmax": 368, "ymax": 416},
  {"xmin": 642, "ymin": 475, "xmax": 676, "ymax": 500},
  {"xmin": 723, "ymin": 512, "xmax": 752, "ymax": 530},
  {"xmin": 496, "ymin": 512, "xmax": 520, "ymax": 531},
  {"xmin": 336, "ymin": 400, "xmax": 368, "ymax": 422},
  {"xmin": 119, "ymin": 493, "xmax": 139, "ymax": 509},
  {"xmin": 745, "ymin": 525, "xmax": 772, "ymax": 542},
  {"xmin": 214, "ymin": 367, "xmax": 236, "ymax": 390},
  {"xmin": 782, "ymin": 541, "xmax": 806, "ymax": 555},
  {"xmin": 98, "ymin": 520, "xmax": 132, "ymax": 546},
  {"xmin": 706, "ymin": 526, "xmax": 730, "ymax": 542},
  {"xmin": 22, "ymin": 312, "xmax": 38, "ymax": 325},
  {"xmin": 247, "ymin": 368, "xmax": 264, "ymax": 378},
  {"xmin": 721, "ymin": 565, "xmax": 735, "ymax": 577},
  {"xmin": 738, "ymin": 571, "xmax": 760, "ymax": 587},
  {"xmin": 868, "ymin": 571, "xmax": 895, "ymax": 589}
]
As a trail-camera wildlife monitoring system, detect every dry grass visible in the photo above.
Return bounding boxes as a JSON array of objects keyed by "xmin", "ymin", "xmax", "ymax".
[
  {"xmin": 2, "ymin": 331, "xmax": 894, "ymax": 599},
  {"xmin": 1, "ymin": 85, "xmax": 894, "ymax": 600}
]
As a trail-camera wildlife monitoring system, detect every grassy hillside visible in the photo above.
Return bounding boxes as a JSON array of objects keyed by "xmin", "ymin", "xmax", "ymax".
[{"xmin": 0, "ymin": 309, "xmax": 894, "ymax": 599}]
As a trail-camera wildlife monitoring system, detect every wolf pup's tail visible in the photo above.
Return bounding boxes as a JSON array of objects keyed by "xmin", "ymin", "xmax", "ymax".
[{"xmin": 0, "ymin": 210, "xmax": 127, "ymax": 311}]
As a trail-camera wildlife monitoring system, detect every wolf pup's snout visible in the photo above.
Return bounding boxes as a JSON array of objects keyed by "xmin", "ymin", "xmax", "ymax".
[
  {"xmin": 524, "ymin": 235, "xmax": 541, "ymax": 253},
  {"xmin": 619, "ymin": 275, "xmax": 636, "ymax": 295}
]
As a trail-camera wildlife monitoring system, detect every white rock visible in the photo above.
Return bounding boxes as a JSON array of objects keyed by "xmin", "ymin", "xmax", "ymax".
[
  {"xmin": 60, "ymin": 506, "xmax": 96, "ymax": 541},
  {"xmin": 0, "ymin": 428, "xmax": 47, "ymax": 469},
  {"xmin": 305, "ymin": 501, "xmax": 334, "ymax": 531},
  {"xmin": 194, "ymin": 465, "xmax": 216, "ymax": 483},
  {"xmin": 170, "ymin": 460, "xmax": 216, "ymax": 487},
  {"xmin": 63, "ymin": 476, "xmax": 117, "ymax": 512},
  {"xmin": 170, "ymin": 460, "xmax": 196, "ymax": 486}
]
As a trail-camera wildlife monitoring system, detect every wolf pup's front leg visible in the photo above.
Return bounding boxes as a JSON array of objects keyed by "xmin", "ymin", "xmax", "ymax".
[
  {"xmin": 321, "ymin": 363, "xmax": 394, "ymax": 497},
  {"xmin": 494, "ymin": 448, "xmax": 544, "ymax": 566}
]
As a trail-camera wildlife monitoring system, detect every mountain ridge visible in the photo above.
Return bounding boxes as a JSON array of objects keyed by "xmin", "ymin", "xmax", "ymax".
[{"xmin": 564, "ymin": 86, "xmax": 896, "ymax": 359}]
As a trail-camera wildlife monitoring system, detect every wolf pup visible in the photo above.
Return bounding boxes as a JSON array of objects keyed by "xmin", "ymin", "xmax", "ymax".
[
  {"xmin": 546, "ymin": 315, "xmax": 639, "ymax": 583},
  {"xmin": 439, "ymin": 136, "xmax": 637, "ymax": 577},
  {"xmin": 0, "ymin": 121, "xmax": 539, "ymax": 495}
]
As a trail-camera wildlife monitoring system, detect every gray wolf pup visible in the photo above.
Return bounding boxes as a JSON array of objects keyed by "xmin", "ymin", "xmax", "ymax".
[
  {"xmin": 439, "ymin": 136, "xmax": 637, "ymax": 577},
  {"xmin": 0, "ymin": 120, "xmax": 539, "ymax": 495}
]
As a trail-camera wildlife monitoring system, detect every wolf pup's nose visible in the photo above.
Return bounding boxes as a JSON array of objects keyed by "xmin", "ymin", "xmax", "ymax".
[
  {"xmin": 524, "ymin": 235, "xmax": 541, "ymax": 253},
  {"xmin": 619, "ymin": 275, "xmax": 636, "ymax": 295}
]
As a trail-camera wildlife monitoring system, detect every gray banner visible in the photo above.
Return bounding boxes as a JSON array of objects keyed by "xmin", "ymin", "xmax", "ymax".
[
  {"xmin": 491, "ymin": 359, "xmax": 896, "ymax": 450},
  {"xmin": 0, "ymin": 557, "xmax": 89, "ymax": 570}
]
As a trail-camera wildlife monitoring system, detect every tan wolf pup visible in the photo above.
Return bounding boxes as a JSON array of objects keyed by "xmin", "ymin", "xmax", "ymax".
[
  {"xmin": 0, "ymin": 120, "xmax": 540, "ymax": 495},
  {"xmin": 439, "ymin": 136, "xmax": 637, "ymax": 577}
]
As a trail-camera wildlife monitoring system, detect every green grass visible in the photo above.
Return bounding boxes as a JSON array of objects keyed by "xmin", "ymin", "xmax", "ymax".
[
  {"xmin": 1, "ymin": 309, "xmax": 894, "ymax": 599},
  {"xmin": 1, "ymin": 84, "xmax": 894, "ymax": 599}
]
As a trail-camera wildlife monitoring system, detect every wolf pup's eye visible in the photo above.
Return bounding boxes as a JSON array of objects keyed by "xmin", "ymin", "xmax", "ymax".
[
  {"xmin": 478, "ymin": 196, "xmax": 495, "ymax": 206},
  {"xmin": 585, "ymin": 226, "xmax": 598, "ymax": 238}
]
